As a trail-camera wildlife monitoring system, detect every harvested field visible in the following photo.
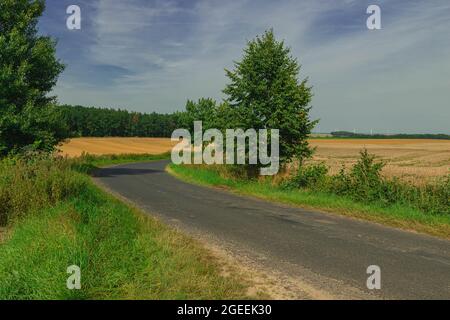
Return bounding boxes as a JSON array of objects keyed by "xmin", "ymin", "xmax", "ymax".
[
  {"xmin": 308, "ymin": 139, "xmax": 450, "ymax": 184},
  {"xmin": 59, "ymin": 137, "xmax": 176, "ymax": 157},
  {"xmin": 60, "ymin": 137, "xmax": 449, "ymax": 183}
]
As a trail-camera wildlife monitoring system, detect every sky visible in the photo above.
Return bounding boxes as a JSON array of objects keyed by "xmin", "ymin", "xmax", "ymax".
[{"xmin": 39, "ymin": 0, "xmax": 450, "ymax": 134}]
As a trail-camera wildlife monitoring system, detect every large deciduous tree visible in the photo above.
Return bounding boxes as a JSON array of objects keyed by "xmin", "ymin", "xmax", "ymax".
[
  {"xmin": 223, "ymin": 29, "xmax": 317, "ymax": 168},
  {"xmin": 0, "ymin": 0, "xmax": 66, "ymax": 156}
]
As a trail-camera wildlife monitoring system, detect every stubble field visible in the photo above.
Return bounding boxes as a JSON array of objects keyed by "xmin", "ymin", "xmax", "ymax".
[
  {"xmin": 60, "ymin": 137, "xmax": 450, "ymax": 183},
  {"xmin": 308, "ymin": 139, "xmax": 450, "ymax": 184},
  {"xmin": 59, "ymin": 137, "xmax": 177, "ymax": 157}
]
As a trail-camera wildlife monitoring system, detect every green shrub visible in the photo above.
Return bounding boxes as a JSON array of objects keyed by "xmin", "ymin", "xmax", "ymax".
[
  {"xmin": 329, "ymin": 165, "xmax": 353, "ymax": 196},
  {"xmin": 283, "ymin": 149, "xmax": 449, "ymax": 216},
  {"xmin": 283, "ymin": 162, "xmax": 329, "ymax": 189},
  {"xmin": 347, "ymin": 149, "xmax": 385, "ymax": 202}
]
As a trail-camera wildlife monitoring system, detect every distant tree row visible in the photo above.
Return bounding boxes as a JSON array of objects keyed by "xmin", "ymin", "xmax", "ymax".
[
  {"xmin": 331, "ymin": 131, "xmax": 450, "ymax": 140},
  {"xmin": 59, "ymin": 105, "xmax": 183, "ymax": 138}
]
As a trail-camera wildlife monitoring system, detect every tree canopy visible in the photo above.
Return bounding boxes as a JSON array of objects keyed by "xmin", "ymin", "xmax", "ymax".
[
  {"xmin": 59, "ymin": 105, "xmax": 183, "ymax": 138},
  {"xmin": 223, "ymin": 29, "xmax": 317, "ymax": 167},
  {"xmin": 0, "ymin": 0, "xmax": 66, "ymax": 156}
]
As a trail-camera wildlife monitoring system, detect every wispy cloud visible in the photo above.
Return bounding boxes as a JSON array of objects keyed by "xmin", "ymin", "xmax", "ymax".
[{"xmin": 43, "ymin": 0, "xmax": 450, "ymax": 133}]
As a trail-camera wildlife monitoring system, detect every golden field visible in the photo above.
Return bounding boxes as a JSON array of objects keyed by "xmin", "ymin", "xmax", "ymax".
[
  {"xmin": 59, "ymin": 137, "xmax": 177, "ymax": 157},
  {"xmin": 60, "ymin": 137, "xmax": 450, "ymax": 183},
  {"xmin": 308, "ymin": 139, "xmax": 450, "ymax": 184}
]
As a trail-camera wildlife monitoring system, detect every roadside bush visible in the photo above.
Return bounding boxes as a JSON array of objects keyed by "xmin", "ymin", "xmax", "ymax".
[
  {"xmin": 283, "ymin": 162, "xmax": 328, "ymax": 189},
  {"xmin": 283, "ymin": 149, "xmax": 449, "ymax": 216},
  {"xmin": 329, "ymin": 165, "xmax": 352, "ymax": 196},
  {"xmin": 398, "ymin": 176, "xmax": 450, "ymax": 215},
  {"xmin": 342, "ymin": 149, "xmax": 385, "ymax": 202}
]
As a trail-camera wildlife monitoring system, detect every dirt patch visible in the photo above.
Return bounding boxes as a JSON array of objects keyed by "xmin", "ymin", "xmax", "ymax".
[{"xmin": 205, "ymin": 241, "xmax": 333, "ymax": 300}]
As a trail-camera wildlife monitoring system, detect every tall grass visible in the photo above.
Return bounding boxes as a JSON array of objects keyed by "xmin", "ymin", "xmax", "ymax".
[
  {"xmin": 0, "ymin": 152, "xmax": 170, "ymax": 226},
  {"xmin": 0, "ymin": 155, "xmax": 87, "ymax": 226},
  {"xmin": 0, "ymin": 153, "xmax": 250, "ymax": 300}
]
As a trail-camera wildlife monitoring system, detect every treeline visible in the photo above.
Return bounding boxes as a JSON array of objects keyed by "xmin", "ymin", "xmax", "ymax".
[
  {"xmin": 59, "ymin": 105, "xmax": 183, "ymax": 138},
  {"xmin": 331, "ymin": 131, "xmax": 450, "ymax": 140}
]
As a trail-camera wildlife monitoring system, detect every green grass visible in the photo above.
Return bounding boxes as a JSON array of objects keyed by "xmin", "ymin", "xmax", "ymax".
[
  {"xmin": 168, "ymin": 164, "xmax": 450, "ymax": 239},
  {"xmin": 0, "ymin": 154, "xmax": 251, "ymax": 300},
  {"xmin": 70, "ymin": 152, "xmax": 171, "ymax": 171}
]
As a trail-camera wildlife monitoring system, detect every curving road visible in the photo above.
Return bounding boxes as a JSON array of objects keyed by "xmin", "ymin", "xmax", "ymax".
[{"xmin": 94, "ymin": 160, "xmax": 450, "ymax": 300}]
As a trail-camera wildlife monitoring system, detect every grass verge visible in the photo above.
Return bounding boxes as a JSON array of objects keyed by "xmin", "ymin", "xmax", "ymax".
[
  {"xmin": 168, "ymin": 164, "xmax": 450, "ymax": 239},
  {"xmin": 0, "ymin": 154, "xmax": 251, "ymax": 300}
]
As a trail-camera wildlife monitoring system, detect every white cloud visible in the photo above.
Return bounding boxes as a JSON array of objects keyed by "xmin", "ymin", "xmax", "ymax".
[{"xmin": 55, "ymin": 0, "xmax": 450, "ymax": 133}]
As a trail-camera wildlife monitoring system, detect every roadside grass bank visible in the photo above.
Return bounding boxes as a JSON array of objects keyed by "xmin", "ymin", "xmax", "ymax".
[
  {"xmin": 0, "ymin": 153, "xmax": 252, "ymax": 299},
  {"xmin": 167, "ymin": 162, "xmax": 450, "ymax": 239},
  {"xmin": 73, "ymin": 152, "xmax": 171, "ymax": 169}
]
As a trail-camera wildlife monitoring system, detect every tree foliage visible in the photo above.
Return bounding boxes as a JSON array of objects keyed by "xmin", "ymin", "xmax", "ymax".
[
  {"xmin": 178, "ymin": 98, "xmax": 237, "ymax": 134},
  {"xmin": 0, "ymin": 0, "xmax": 66, "ymax": 156},
  {"xmin": 223, "ymin": 29, "xmax": 317, "ymax": 167},
  {"xmin": 60, "ymin": 105, "xmax": 183, "ymax": 138},
  {"xmin": 179, "ymin": 98, "xmax": 219, "ymax": 133}
]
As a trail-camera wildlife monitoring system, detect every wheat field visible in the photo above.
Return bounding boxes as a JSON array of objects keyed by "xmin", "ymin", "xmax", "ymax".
[
  {"xmin": 59, "ymin": 137, "xmax": 177, "ymax": 157},
  {"xmin": 308, "ymin": 139, "xmax": 450, "ymax": 183},
  {"xmin": 60, "ymin": 137, "xmax": 450, "ymax": 183}
]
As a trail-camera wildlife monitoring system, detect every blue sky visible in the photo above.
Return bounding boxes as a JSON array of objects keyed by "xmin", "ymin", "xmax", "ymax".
[{"xmin": 39, "ymin": 0, "xmax": 450, "ymax": 133}]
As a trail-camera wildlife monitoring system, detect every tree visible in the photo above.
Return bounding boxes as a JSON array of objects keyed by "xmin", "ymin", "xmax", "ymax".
[
  {"xmin": 0, "ymin": 0, "xmax": 66, "ymax": 156},
  {"xmin": 223, "ymin": 29, "xmax": 317, "ymax": 168},
  {"xmin": 58, "ymin": 104, "xmax": 186, "ymax": 138},
  {"xmin": 179, "ymin": 98, "xmax": 219, "ymax": 134}
]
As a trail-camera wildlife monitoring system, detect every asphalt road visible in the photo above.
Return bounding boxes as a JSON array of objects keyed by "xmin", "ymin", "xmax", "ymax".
[{"xmin": 95, "ymin": 160, "xmax": 450, "ymax": 299}]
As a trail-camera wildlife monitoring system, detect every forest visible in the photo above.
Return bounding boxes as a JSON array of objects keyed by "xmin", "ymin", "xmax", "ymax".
[{"xmin": 59, "ymin": 104, "xmax": 183, "ymax": 138}]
